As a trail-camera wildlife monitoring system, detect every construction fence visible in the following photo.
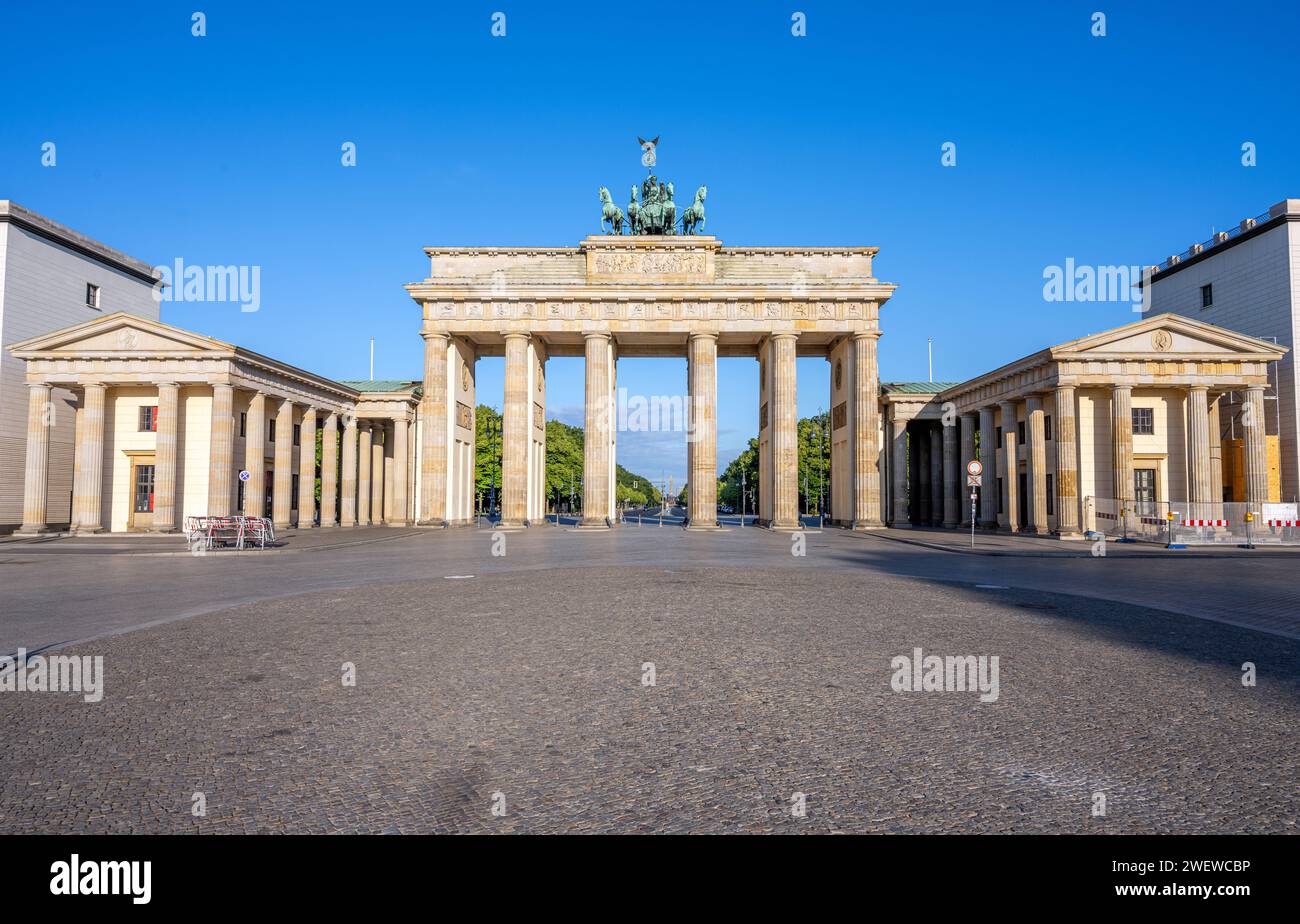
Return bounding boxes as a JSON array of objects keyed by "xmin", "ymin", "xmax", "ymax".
[{"xmin": 1085, "ymin": 497, "xmax": 1300, "ymax": 546}]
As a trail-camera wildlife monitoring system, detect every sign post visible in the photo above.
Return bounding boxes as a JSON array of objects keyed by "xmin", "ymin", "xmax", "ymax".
[{"xmin": 965, "ymin": 460, "xmax": 983, "ymax": 548}]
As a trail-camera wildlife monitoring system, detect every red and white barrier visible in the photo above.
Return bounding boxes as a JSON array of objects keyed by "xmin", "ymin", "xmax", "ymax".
[
  {"xmin": 1180, "ymin": 518, "xmax": 1228, "ymax": 527},
  {"xmin": 1267, "ymin": 519, "xmax": 1297, "ymax": 527}
]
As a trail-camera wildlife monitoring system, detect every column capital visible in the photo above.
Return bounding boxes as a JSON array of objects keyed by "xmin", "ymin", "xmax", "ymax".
[
  {"xmin": 420, "ymin": 330, "xmax": 451, "ymax": 343},
  {"xmin": 1187, "ymin": 383, "xmax": 1210, "ymax": 393},
  {"xmin": 688, "ymin": 330, "xmax": 719, "ymax": 343},
  {"xmin": 769, "ymin": 331, "xmax": 799, "ymax": 344},
  {"xmin": 851, "ymin": 329, "xmax": 882, "ymax": 342},
  {"xmin": 581, "ymin": 330, "xmax": 611, "ymax": 343}
]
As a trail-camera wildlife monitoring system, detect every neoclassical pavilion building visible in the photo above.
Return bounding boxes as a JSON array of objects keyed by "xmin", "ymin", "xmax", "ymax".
[
  {"xmin": 4, "ymin": 235, "xmax": 1290, "ymax": 537},
  {"xmin": 884, "ymin": 313, "xmax": 1286, "ymax": 535}
]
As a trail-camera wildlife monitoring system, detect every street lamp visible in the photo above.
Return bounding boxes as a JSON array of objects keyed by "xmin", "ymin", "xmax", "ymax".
[{"xmin": 486, "ymin": 415, "xmax": 500, "ymax": 520}]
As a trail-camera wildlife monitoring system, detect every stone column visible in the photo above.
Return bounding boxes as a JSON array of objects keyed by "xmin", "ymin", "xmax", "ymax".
[
  {"xmin": 853, "ymin": 331, "xmax": 883, "ymax": 528},
  {"xmin": 891, "ymin": 416, "xmax": 909, "ymax": 527},
  {"xmin": 18, "ymin": 383, "xmax": 54, "ymax": 533},
  {"xmin": 687, "ymin": 331, "xmax": 718, "ymax": 529},
  {"xmin": 320, "ymin": 412, "xmax": 339, "ymax": 527},
  {"xmin": 958, "ymin": 413, "xmax": 976, "ymax": 527},
  {"xmin": 391, "ymin": 417, "xmax": 410, "ymax": 526},
  {"xmin": 1187, "ymin": 385, "xmax": 1213, "ymax": 507},
  {"xmin": 245, "ymin": 392, "xmax": 267, "ymax": 516},
  {"xmin": 297, "ymin": 407, "xmax": 317, "ymax": 527},
  {"xmin": 418, "ymin": 331, "xmax": 450, "ymax": 526},
  {"xmin": 71, "ymin": 383, "xmax": 107, "ymax": 533},
  {"xmin": 272, "ymin": 398, "xmax": 295, "ymax": 529},
  {"xmin": 942, "ymin": 420, "xmax": 959, "ymax": 527},
  {"xmin": 1053, "ymin": 385, "xmax": 1081, "ymax": 537},
  {"xmin": 770, "ymin": 332, "xmax": 800, "ymax": 529},
  {"xmin": 370, "ymin": 424, "xmax": 385, "ymax": 525},
  {"xmin": 1243, "ymin": 385, "xmax": 1268, "ymax": 505},
  {"xmin": 340, "ymin": 414, "xmax": 358, "ymax": 526},
  {"xmin": 916, "ymin": 427, "xmax": 930, "ymax": 524},
  {"xmin": 502, "ymin": 332, "xmax": 533, "ymax": 527},
  {"xmin": 580, "ymin": 332, "xmax": 612, "ymax": 528},
  {"xmin": 207, "ymin": 384, "xmax": 235, "ymax": 516},
  {"xmin": 1000, "ymin": 400, "xmax": 1019, "ymax": 531},
  {"xmin": 357, "ymin": 423, "xmax": 373, "ymax": 527},
  {"xmin": 928, "ymin": 425, "xmax": 942, "ymax": 526},
  {"xmin": 978, "ymin": 406, "xmax": 999, "ymax": 529},
  {"xmin": 151, "ymin": 382, "xmax": 180, "ymax": 532},
  {"xmin": 1026, "ymin": 394, "xmax": 1049, "ymax": 534},
  {"xmin": 1111, "ymin": 385, "xmax": 1134, "ymax": 507}
]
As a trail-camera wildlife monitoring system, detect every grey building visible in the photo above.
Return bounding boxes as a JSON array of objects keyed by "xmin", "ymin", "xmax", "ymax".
[
  {"xmin": 1145, "ymin": 198, "xmax": 1300, "ymax": 501},
  {"xmin": 0, "ymin": 201, "xmax": 160, "ymax": 530}
]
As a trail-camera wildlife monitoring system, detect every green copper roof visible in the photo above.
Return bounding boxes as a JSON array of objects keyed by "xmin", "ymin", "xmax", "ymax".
[
  {"xmin": 339, "ymin": 379, "xmax": 422, "ymax": 394},
  {"xmin": 881, "ymin": 381, "xmax": 959, "ymax": 394}
]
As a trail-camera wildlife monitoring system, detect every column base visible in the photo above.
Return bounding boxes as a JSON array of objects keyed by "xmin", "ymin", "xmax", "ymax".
[
  {"xmin": 685, "ymin": 520, "xmax": 721, "ymax": 530},
  {"xmin": 850, "ymin": 520, "xmax": 886, "ymax": 531},
  {"xmin": 319, "ymin": 521, "xmax": 339, "ymax": 528},
  {"xmin": 1054, "ymin": 531, "xmax": 1085, "ymax": 541},
  {"xmin": 70, "ymin": 525, "xmax": 103, "ymax": 536},
  {"xmin": 416, "ymin": 517, "xmax": 447, "ymax": 528},
  {"xmin": 978, "ymin": 521, "xmax": 1000, "ymax": 531},
  {"xmin": 888, "ymin": 521, "xmax": 913, "ymax": 529},
  {"xmin": 273, "ymin": 522, "xmax": 292, "ymax": 531},
  {"xmin": 386, "ymin": 520, "xmax": 411, "ymax": 528},
  {"xmin": 16, "ymin": 524, "xmax": 53, "ymax": 535},
  {"xmin": 761, "ymin": 519, "xmax": 802, "ymax": 532},
  {"xmin": 578, "ymin": 517, "xmax": 611, "ymax": 529},
  {"xmin": 150, "ymin": 527, "xmax": 180, "ymax": 534}
]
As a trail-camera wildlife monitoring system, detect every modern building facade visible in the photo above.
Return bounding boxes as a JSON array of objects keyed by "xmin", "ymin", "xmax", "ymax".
[
  {"xmin": 0, "ymin": 201, "xmax": 161, "ymax": 529},
  {"xmin": 1145, "ymin": 198, "xmax": 1299, "ymax": 502}
]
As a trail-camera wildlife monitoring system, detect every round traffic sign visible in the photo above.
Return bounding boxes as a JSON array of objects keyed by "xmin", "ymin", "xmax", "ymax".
[
  {"xmin": 966, "ymin": 459, "xmax": 984, "ymax": 477},
  {"xmin": 238, "ymin": 470, "xmax": 251, "ymax": 482}
]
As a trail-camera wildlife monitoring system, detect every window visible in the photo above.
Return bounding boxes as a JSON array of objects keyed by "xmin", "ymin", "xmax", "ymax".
[
  {"xmin": 1017, "ymin": 421, "xmax": 1026, "ymax": 444},
  {"xmin": 1200, "ymin": 283, "xmax": 1213, "ymax": 309},
  {"xmin": 997, "ymin": 478, "xmax": 1004, "ymax": 514},
  {"xmin": 133, "ymin": 464, "xmax": 155, "ymax": 513},
  {"xmin": 268, "ymin": 419, "xmax": 276, "ymax": 442},
  {"xmin": 1046, "ymin": 474, "xmax": 1054, "ymax": 515},
  {"xmin": 293, "ymin": 424, "xmax": 301, "ymax": 447},
  {"xmin": 239, "ymin": 412, "xmax": 247, "ymax": 438},
  {"xmin": 1132, "ymin": 407, "xmax": 1154, "ymax": 435},
  {"xmin": 996, "ymin": 426, "xmax": 1002, "ymax": 445},
  {"xmin": 1044, "ymin": 415, "xmax": 1053, "ymax": 441},
  {"xmin": 86, "ymin": 283, "xmax": 101, "ymax": 309},
  {"xmin": 139, "ymin": 406, "xmax": 158, "ymax": 432},
  {"xmin": 291, "ymin": 474, "xmax": 300, "ymax": 510},
  {"xmin": 1134, "ymin": 469, "xmax": 1157, "ymax": 515},
  {"xmin": 237, "ymin": 480, "xmax": 245, "ymax": 512}
]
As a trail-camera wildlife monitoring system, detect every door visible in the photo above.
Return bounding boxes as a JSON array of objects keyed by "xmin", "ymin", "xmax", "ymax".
[
  {"xmin": 129, "ymin": 458, "xmax": 156, "ymax": 529},
  {"xmin": 1017, "ymin": 473, "xmax": 1028, "ymax": 529},
  {"xmin": 1134, "ymin": 469, "xmax": 1157, "ymax": 516}
]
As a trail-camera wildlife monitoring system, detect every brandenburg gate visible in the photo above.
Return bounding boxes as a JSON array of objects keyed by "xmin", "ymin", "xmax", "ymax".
[{"xmin": 406, "ymin": 233, "xmax": 897, "ymax": 530}]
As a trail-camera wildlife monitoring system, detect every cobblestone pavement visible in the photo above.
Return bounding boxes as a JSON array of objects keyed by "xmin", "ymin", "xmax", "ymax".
[{"xmin": 1, "ymin": 555, "xmax": 1297, "ymax": 833}]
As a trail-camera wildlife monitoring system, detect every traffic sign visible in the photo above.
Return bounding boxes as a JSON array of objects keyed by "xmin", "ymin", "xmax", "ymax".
[
  {"xmin": 238, "ymin": 470, "xmax": 251, "ymax": 482},
  {"xmin": 966, "ymin": 459, "xmax": 983, "ymax": 477},
  {"xmin": 967, "ymin": 474, "xmax": 982, "ymax": 487}
]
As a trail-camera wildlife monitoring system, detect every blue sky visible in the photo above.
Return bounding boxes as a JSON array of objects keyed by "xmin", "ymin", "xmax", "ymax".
[{"xmin": 2, "ymin": 1, "xmax": 1295, "ymax": 485}]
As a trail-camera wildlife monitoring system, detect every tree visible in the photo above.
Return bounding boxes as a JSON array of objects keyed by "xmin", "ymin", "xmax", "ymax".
[{"xmin": 719, "ymin": 437, "xmax": 759, "ymax": 512}]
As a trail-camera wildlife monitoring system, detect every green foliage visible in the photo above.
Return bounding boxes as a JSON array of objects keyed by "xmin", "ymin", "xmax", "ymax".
[
  {"xmin": 475, "ymin": 405, "xmax": 503, "ymax": 503},
  {"xmin": 798, "ymin": 411, "xmax": 832, "ymax": 514},
  {"xmin": 545, "ymin": 419, "xmax": 584, "ymax": 504},
  {"xmin": 616, "ymin": 465, "xmax": 660, "ymax": 507},
  {"xmin": 719, "ymin": 437, "xmax": 759, "ymax": 512}
]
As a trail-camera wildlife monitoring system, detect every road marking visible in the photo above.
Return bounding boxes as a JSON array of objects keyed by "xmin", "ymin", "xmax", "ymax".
[
  {"xmin": 444, "ymin": 574, "xmax": 475, "ymax": 580},
  {"xmin": 975, "ymin": 584, "xmax": 1009, "ymax": 589}
]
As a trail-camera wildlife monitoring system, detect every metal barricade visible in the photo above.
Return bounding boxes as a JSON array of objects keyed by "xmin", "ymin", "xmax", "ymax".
[
  {"xmin": 181, "ymin": 515, "xmax": 276, "ymax": 551},
  {"xmin": 1087, "ymin": 497, "xmax": 1300, "ymax": 546}
]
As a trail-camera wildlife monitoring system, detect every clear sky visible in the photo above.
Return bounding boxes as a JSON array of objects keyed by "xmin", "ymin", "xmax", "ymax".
[{"xmin": 2, "ymin": 1, "xmax": 1295, "ymax": 486}]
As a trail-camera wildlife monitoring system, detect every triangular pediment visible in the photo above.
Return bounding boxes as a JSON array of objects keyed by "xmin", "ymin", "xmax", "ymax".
[
  {"xmin": 1051, "ymin": 313, "xmax": 1287, "ymax": 361},
  {"xmin": 7, "ymin": 312, "xmax": 233, "ymax": 358}
]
